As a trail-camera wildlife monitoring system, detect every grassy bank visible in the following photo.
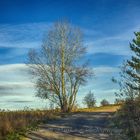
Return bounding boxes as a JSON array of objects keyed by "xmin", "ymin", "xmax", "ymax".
[
  {"xmin": 76, "ymin": 104, "xmax": 120, "ymax": 112},
  {"xmin": 0, "ymin": 109, "xmax": 56, "ymax": 140}
]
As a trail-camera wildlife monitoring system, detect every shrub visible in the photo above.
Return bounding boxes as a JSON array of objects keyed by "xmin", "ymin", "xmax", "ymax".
[
  {"xmin": 0, "ymin": 109, "xmax": 55, "ymax": 140},
  {"xmin": 114, "ymin": 98, "xmax": 140, "ymax": 140},
  {"xmin": 100, "ymin": 99, "xmax": 110, "ymax": 106},
  {"xmin": 83, "ymin": 91, "xmax": 96, "ymax": 108}
]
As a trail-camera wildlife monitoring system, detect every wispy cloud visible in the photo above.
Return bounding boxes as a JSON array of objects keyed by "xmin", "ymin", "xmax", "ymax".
[
  {"xmin": 0, "ymin": 81, "xmax": 34, "ymax": 89},
  {"xmin": 0, "ymin": 64, "xmax": 119, "ymax": 99},
  {"xmin": 0, "ymin": 22, "xmax": 51, "ymax": 49},
  {"xmin": 8, "ymin": 100, "xmax": 33, "ymax": 103},
  {"xmin": 0, "ymin": 22, "xmax": 52, "ymax": 64},
  {"xmin": 0, "ymin": 63, "xmax": 28, "ymax": 72},
  {"xmin": 94, "ymin": 66, "xmax": 119, "ymax": 75},
  {"xmin": 0, "ymin": 22, "xmax": 139, "ymax": 65},
  {"xmin": 85, "ymin": 25, "xmax": 140, "ymax": 56},
  {"xmin": 0, "ymin": 64, "xmax": 34, "ymax": 97}
]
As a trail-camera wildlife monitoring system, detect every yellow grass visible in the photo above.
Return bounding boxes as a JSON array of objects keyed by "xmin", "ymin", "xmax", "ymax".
[
  {"xmin": 0, "ymin": 109, "xmax": 56, "ymax": 140},
  {"xmin": 75, "ymin": 104, "xmax": 120, "ymax": 112}
]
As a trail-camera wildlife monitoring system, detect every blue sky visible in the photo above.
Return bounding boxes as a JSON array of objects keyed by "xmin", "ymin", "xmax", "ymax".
[{"xmin": 0, "ymin": 0, "xmax": 140, "ymax": 110}]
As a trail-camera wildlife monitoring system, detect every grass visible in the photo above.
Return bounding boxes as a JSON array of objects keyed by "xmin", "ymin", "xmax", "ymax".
[
  {"xmin": 76, "ymin": 104, "xmax": 120, "ymax": 112},
  {"xmin": 0, "ymin": 109, "xmax": 57, "ymax": 140}
]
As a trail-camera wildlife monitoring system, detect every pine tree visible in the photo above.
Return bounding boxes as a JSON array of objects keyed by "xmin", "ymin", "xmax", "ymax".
[
  {"xmin": 126, "ymin": 32, "xmax": 140, "ymax": 97},
  {"xmin": 113, "ymin": 32, "xmax": 140, "ymax": 139}
]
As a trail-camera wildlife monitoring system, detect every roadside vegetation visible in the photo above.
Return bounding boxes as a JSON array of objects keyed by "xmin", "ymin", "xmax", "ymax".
[
  {"xmin": 76, "ymin": 104, "xmax": 120, "ymax": 112},
  {"xmin": 113, "ymin": 32, "xmax": 140, "ymax": 140},
  {"xmin": 0, "ymin": 109, "xmax": 57, "ymax": 140}
]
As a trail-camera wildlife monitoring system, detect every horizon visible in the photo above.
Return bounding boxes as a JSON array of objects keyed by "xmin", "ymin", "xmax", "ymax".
[{"xmin": 0, "ymin": 0, "xmax": 140, "ymax": 110}]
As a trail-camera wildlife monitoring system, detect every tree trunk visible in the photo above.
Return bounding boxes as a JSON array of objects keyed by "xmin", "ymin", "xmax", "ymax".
[{"xmin": 61, "ymin": 103, "xmax": 71, "ymax": 113}]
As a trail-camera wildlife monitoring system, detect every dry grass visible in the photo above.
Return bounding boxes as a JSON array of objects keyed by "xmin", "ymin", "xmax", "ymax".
[
  {"xmin": 75, "ymin": 104, "xmax": 120, "ymax": 112},
  {"xmin": 0, "ymin": 109, "xmax": 56, "ymax": 140}
]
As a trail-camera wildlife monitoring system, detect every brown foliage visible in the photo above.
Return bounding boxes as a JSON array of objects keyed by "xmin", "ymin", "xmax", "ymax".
[{"xmin": 0, "ymin": 109, "xmax": 55, "ymax": 139}]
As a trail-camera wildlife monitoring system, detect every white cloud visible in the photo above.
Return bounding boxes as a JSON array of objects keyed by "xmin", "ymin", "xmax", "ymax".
[
  {"xmin": 85, "ymin": 25, "xmax": 140, "ymax": 56},
  {"xmin": 0, "ymin": 22, "xmax": 140, "ymax": 55},
  {"xmin": 0, "ymin": 81, "xmax": 34, "ymax": 89},
  {"xmin": 0, "ymin": 64, "xmax": 34, "ymax": 89},
  {"xmin": 94, "ymin": 66, "xmax": 119, "ymax": 75},
  {"xmin": 0, "ymin": 22, "xmax": 51, "ymax": 49},
  {"xmin": 0, "ymin": 64, "xmax": 119, "ymax": 91},
  {"xmin": 0, "ymin": 64, "xmax": 119, "ymax": 109},
  {"xmin": 0, "ymin": 63, "xmax": 28, "ymax": 72},
  {"xmin": 0, "ymin": 41, "xmax": 41, "ymax": 49}
]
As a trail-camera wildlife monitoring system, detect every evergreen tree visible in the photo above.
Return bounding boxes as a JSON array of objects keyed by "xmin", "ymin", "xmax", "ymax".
[
  {"xmin": 113, "ymin": 32, "xmax": 140, "ymax": 139},
  {"xmin": 126, "ymin": 32, "xmax": 140, "ymax": 96},
  {"xmin": 113, "ymin": 32, "xmax": 140, "ymax": 100}
]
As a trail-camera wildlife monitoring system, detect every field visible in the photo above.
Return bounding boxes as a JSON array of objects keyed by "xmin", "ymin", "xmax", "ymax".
[{"xmin": 76, "ymin": 104, "xmax": 120, "ymax": 112}]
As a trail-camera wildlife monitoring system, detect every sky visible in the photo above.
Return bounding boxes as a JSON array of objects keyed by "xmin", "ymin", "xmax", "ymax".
[{"xmin": 0, "ymin": 0, "xmax": 140, "ymax": 110}]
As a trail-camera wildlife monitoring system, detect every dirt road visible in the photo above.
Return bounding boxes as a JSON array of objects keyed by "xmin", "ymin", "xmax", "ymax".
[{"xmin": 24, "ymin": 112, "xmax": 121, "ymax": 140}]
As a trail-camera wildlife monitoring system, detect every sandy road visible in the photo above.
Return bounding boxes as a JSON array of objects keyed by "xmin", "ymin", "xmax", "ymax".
[{"xmin": 23, "ymin": 112, "xmax": 122, "ymax": 140}]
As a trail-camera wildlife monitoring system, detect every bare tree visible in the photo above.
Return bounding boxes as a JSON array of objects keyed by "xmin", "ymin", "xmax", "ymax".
[{"xmin": 27, "ymin": 21, "xmax": 91, "ymax": 112}]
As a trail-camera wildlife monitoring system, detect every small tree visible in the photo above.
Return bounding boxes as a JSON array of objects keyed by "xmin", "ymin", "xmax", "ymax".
[
  {"xmin": 100, "ymin": 99, "xmax": 110, "ymax": 106},
  {"xmin": 83, "ymin": 91, "xmax": 96, "ymax": 108}
]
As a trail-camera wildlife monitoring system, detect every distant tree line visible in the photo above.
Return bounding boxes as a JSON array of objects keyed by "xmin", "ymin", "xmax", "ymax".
[{"xmin": 83, "ymin": 91, "xmax": 110, "ymax": 108}]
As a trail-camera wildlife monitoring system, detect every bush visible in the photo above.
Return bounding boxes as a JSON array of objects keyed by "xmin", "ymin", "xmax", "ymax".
[
  {"xmin": 114, "ymin": 98, "xmax": 124, "ymax": 105},
  {"xmin": 100, "ymin": 99, "xmax": 110, "ymax": 106},
  {"xmin": 83, "ymin": 91, "xmax": 96, "ymax": 108},
  {"xmin": 114, "ymin": 98, "xmax": 140, "ymax": 140},
  {"xmin": 0, "ymin": 109, "xmax": 55, "ymax": 140}
]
